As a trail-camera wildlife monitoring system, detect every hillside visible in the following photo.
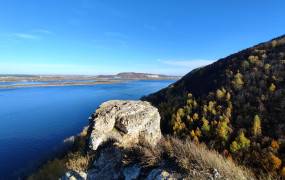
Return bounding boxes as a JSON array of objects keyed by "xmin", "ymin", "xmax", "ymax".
[
  {"xmin": 96, "ymin": 72, "xmax": 179, "ymax": 80},
  {"xmin": 144, "ymin": 35, "xmax": 285, "ymax": 177}
]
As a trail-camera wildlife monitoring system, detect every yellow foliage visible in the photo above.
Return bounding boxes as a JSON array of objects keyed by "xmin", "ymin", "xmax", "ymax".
[
  {"xmin": 264, "ymin": 63, "xmax": 271, "ymax": 70},
  {"xmin": 269, "ymin": 83, "xmax": 276, "ymax": 92},
  {"xmin": 211, "ymin": 109, "xmax": 217, "ymax": 115},
  {"xmin": 226, "ymin": 107, "xmax": 232, "ymax": 118},
  {"xmin": 193, "ymin": 100, "xmax": 198, "ymax": 108},
  {"xmin": 190, "ymin": 130, "xmax": 196, "ymax": 138},
  {"xmin": 177, "ymin": 108, "xmax": 185, "ymax": 117},
  {"xmin": 195, "ymin": 127, "xmax": 202, "ymax": 137},
  {"xmin": 230, "ymin": 131, "xmax": 250, "ymax": 153},
  {"xmin": 188, "ymin": 93, "xmax": 193, "ymax": 98},
  {"xmin": 252, "ymin": 115, "xmax": 262, "ymax": 136},
  {"xmin": 232, "ymin": 71, "xmax": 244, "ymax": 89},
  {"xmin": 230, "ymin": 141, "xmax": 239, "ymax": 153},
  {"xmin": 193, "ymin": 136, "xmax": 199, "ymax": 144},
  {"xmin": 193, "ymin": 113, "xmax": 199, "ymax": 120},
  {"xmin": 248, "ymin": 55, "xmax": 259, "ymax": 64},
  {"xmin": 217, "ymin": 121, "xmax": 231, "ymax": 141},
  {"xmin": 187, "ymin": 99, "xmax": 193, "ymax": 106},
  {"xmin": 216, "ymin": 89, "xmax": 225, "ymax": 99},
  {"xmin": 201, "ymin": 118, "xmax": 210, "ymax": 133},
  {"xmin": 203, "ymin": 105, "xmax": 208, "ymax": 113},
  {"xmin": 187, "ymin": 116, "xmax": 193, "ymax": 123},
  {"xmin": 208, "ymin": 101, "xmax": 215, "ymax": 111},
  {"xmin": 173, "ymin": 121, "xmax": 186, "ymax": 135},
  {"xmin": 226, "ymin": 92, "xmax": 231, "ymax": 101},
  {"xmin": 238, "ymin": 132, "xmax": 250, "ymax": 148},
  {"xmin": 172, "ymin": 113, "xmax": 186, "ymax": 135}
]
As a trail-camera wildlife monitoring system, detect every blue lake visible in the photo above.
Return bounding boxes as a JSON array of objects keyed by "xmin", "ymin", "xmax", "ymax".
[{"xmin": 0, "ymin": 80, "xmax": 174, "ymax": 179}]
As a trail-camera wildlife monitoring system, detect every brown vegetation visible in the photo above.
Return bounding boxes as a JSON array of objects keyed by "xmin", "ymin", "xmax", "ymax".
[
  {"xmin": 28, "ymin": 127, "xmax": 92, "ymax": 180},
  {"xmin": 124, "ymin": 136, "xmax": 255, "ymax": 179}
]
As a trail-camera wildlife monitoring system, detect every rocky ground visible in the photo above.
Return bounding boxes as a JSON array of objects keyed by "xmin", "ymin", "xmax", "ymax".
[{"xmin": 56, "ymin": 100, "xmax": 254, "ymax": 180}]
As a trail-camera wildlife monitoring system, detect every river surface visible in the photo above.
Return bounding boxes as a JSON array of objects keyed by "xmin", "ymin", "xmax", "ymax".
[{"xmin": 0, "ymin": 80, "xmax": 174, "ymax": 179}]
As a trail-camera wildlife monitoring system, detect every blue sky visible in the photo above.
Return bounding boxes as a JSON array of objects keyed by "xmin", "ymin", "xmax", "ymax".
[{"xmin": 0, "ymin": 0, "xmax": 284, "ymax": 75}]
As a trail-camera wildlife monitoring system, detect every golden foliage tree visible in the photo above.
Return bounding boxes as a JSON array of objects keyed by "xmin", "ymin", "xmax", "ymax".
[
  {"xmin": 232, "ymin": 71, "xmax": 244, "ymax": 89},
  {"xmin": 269, "ymin": 83, "xmax": 276, "ymax": 92},
  {"xmin": 172, "ymin": 108, "xmax": 186, "ymax": 135},
  {"xmin": 201, "ymin": 117, "xmax": 210, "ymax": 134},
  {"xmin": 216, "ymin": 88, "xmax": 225, "ymax": 99},
  {"xmin": 217, "ymin": 120, "xmax": 231, "ymax": 141},
  {"xmin": 252, "ymin": 115, "xmax": 262, "ymax": 136},
  {"xmin": 230, "ymin": 131, "xmax": 250, "ymax": 153}
]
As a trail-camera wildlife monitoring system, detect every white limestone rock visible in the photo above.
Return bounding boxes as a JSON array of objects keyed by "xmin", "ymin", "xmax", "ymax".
[{"xmin": 89, "ymin": 100, "xmax": 161, "ymax": 150}]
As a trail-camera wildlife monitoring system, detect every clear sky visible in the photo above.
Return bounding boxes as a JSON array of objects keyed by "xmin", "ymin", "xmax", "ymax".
[{"xmin": 0, "ymin": 0, "xmax": 284, "ymax": 76}]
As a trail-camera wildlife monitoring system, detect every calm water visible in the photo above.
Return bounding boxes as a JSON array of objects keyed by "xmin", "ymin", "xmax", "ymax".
[
  {"xmin": 0, "ymin": 80, "xmax": 97, "ymax": 87},
  {"xmin": 0, "ymin": 80, "xmax": 174, "ymax": 179}
]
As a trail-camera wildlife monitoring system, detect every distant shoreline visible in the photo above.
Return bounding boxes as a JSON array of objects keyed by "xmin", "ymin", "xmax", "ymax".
[
  {"xmin": 0, "ymin": 79, "xmax": 176, "ymax": 89},
  {"xmin": 0, "ymin": 73, "xmax": 180, "ymax": 89},
  {"xmin": 0, "ymin": 80, "xmax": 120, "ymax": 89}
]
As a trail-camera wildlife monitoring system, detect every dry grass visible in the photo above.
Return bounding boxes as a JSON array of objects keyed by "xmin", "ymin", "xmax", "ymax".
[
  {"xmin": 28, "ymin": 127, "xmax": 92, "ymax": 180},
  {"xmin": 124, "ymin": 136, "xmax": 256, "ymax": 180},
  {"xmin": 28, "ymin": 126, "xmax": 262, "ymax": 180},
  {"xmin": 28, "ymin": 152, "xmax": 91, "ymax": 180},
  {"xmin": 65, "ymin": 151, "xmax": 91, "ymax": 172}
]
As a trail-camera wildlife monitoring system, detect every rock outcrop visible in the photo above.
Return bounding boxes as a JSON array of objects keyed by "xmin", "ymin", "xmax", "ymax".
[
  {"xmin": 63, "ymin": 100, "xmax": 164, "ymax": 180},
  {"xmin": 88, "ymin": 100, "xmax": 161, "ymax": 151},
  {"xmin": 61, "ymin": 100, "xmax": 252, "ymax": 180}
]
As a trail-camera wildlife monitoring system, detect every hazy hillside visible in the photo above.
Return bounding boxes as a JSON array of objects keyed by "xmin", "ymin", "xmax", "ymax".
[
  {"xmin": 144, "ymin": 35, "xmax": 285, "ymax": 178},
  {"xmin": 96, "ymin": 72, "xmax": 179, "ymax": 80}
]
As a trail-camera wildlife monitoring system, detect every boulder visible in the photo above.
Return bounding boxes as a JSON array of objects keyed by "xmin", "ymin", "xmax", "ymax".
[
  {"xmin": 123, "ymin": 164, "xmax": 141, "ymax": 180},
  {"xmin": 87, "ymin": 145, "xmax": 122, "ymax": 180},
  {"xmin": 88, "ymin": 100, "xmax": 161, "ymax": 150},
  {"xmin": 62, "ymin": 171, "xmax": 87, "ymax": 180}
]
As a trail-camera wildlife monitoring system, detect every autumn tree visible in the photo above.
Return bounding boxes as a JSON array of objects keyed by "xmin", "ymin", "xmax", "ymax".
[
  {"xmin": 217, "ymin": 120, "xmax": 231, "ymax": 142},
  {"xmin": 230, "ymin": 131, "xmax": 250, "ymax": 153},
  {"xmin": 252, "ymin": 115, "xmax": 262, "ymax": 136},
  {"xmin": 201, "ymin": 117, "xmax": 210, "ymax": 134},
  {"xmin": 232, "ymin": 71, "xmax": 244, "ymax": 89},
  {"xmin": 269, "ymin": 154, "xmax": 282, "ymax": 170},
  {"xmin": 172, "ymin": 108, "xmax": 186, "ymax": 136},
  {"xmin": 269, "ymin": 83, "xmax": 276, "ymax": 92},
  {"xmin": 271, "ymin": 140, "xmax": 279, "ymax": 150}
]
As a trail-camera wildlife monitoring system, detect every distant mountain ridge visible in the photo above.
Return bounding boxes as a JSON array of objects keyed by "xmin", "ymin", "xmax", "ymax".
[{"xmin": 96, "ymin": 72, "xmax": 180, "ymax": 80}]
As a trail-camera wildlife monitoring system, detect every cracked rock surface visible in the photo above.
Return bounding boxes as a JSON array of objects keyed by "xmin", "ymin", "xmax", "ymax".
[{"xmin": 88, "ymin": 100, "xmax": 161, "ymax": 151}]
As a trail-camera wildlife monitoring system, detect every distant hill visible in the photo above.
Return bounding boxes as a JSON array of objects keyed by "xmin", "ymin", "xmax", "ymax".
[
  {"xmin": 0, "ymin": 73, "xmax": 180, "ymax": 82},
  {"xmin": 144, "ymin": 35, "xmax": 285, "ymax": 178},
  {"xmin": 96, "ymin": 72, "xmax": 180, "ymax": 80}
]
